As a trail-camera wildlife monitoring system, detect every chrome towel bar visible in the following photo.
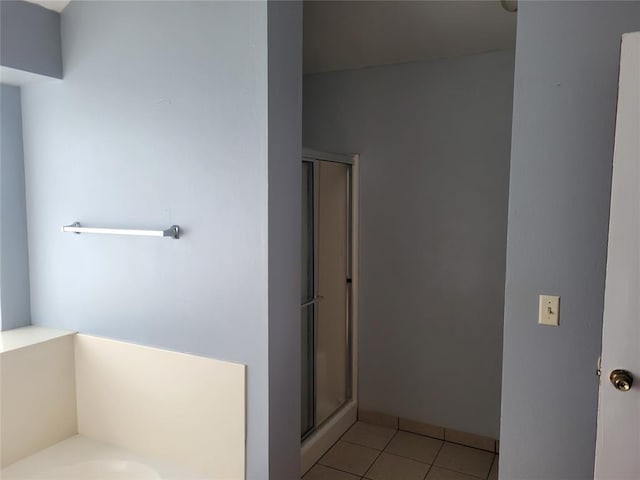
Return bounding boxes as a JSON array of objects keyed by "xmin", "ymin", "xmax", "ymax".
[{"xmin": 61, "ymin": 222, "xmax": 180, "ymax": 239}]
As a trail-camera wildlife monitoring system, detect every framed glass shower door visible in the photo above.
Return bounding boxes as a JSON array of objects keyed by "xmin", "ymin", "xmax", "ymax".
[{"xmin": 301, "ymin": 158, "xmax": 352, "ymax": 440}]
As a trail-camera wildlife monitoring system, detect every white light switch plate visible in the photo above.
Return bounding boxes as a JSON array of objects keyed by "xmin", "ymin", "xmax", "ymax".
[{"xmin": 539, "ymin": 295, "xmax": 560, "ymax": 326}]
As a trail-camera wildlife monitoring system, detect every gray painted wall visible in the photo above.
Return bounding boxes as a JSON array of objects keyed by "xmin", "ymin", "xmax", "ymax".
[
  {"xmin": 0, "ymin": 1, "xmax": 62, "ymax": 78},
  {"xmin": 267, "ymin": 2, "xmax": 302, "ymax": 479},
  {"xmin": 303, "ymin": 50, "xmax": 514, "ymax": 439},
  {"xmin": 19, "ymin": 1, "xmax": 286, "ymax": 477},
  {"xmin": 501, "ymin": 2, "xmax": 640, "ymax": 479},
  {"xmin": 0, "ymin": 84, "xmax": 31, "ymax": 330}
]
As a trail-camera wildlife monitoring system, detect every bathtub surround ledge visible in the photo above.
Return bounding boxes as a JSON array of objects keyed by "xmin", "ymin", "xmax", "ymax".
[
  {"xmin": 0, "ymin": 325, "xmax": 75, "ymax": 353},
  {"xmin": 0, "ymin": 327, "xmax": 246, "ymax": 479},
  {"xmin": 0, "ymin": 330, "xmax": 77, "ymax": 468}
]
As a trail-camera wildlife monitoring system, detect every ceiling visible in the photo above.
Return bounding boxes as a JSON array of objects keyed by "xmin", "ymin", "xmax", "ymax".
[
  {"xmin": 24, "ymin": 0, "xmax": 70, "ymax": 12},
  {"xmin": 304, "ymin": 0, "xmax": 517, "ymax": 74},
  {"xmin": 23, "ymin": 0, "xmax": 516, "ymax": 74}
]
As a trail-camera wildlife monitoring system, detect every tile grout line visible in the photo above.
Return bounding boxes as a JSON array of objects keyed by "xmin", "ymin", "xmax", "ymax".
[
  {"xmin": 380, "ymin": 434, "xmax": 445, "ymax": 470},
  {"xmin": 316, "ymin": 421, "xmax": 399, "ymax": 479},
  {"xmin": 400, "ymin": 426, "xmax": 495, "ymax": 455},
  {"xmin": 314, "ymin": 422, "xmax": 495, "ymax": 480},
  {"xmin": 374, "ymin": 449, "xmax": 440, "ymax": 466},
  {"xmin": 340, "ymin": 438, "xmax": 393, "ymax": 450},
  {"xmin": 421, "ymin": 438, "xmax": 446, "ymax": 480},
  {"xmin": 316, "ymin": 457, "xmax": 363, "ymax": 478},
  {"xmin": 399, "ymin": 426, "xmax": 445, "ymax": 442},
  {"xmin": 361, "ymin": 426, "xmax": 400, "ymax": 479},
  {"xmin": 486, "ymin": 453, "xmax": 498, "ymax": 480},
  {"xmin": 444, "ymin": 439, "xmax": 497, "ymax": 455},
  {"xmin": 316, "ymin": 420, "xmax": 361, "ymax": 477},
  {"xmin": 312, "ymin": 463, "xmax": 363, "ymax": 479},
  {"xmin": 362, "ymin": 429, "xmax": 442, "ymax": 480},
  {"xmin": 427, "ymin": 463, "xmax": 490, "ymax": 480},
  {"xmin": 429, "ymin": 441, "xmax": 497, "ymax": 480}
]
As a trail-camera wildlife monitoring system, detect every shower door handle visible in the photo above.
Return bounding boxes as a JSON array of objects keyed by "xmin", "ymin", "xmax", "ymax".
[{"xmin": 301, "ymin": 296, "xmax": 324, "ymax": 309}]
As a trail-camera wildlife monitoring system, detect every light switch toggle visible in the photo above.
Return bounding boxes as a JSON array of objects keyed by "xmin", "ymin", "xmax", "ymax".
[{"xmin": 539, "ymin": 295, "xmax": 560, "ymax": 326}]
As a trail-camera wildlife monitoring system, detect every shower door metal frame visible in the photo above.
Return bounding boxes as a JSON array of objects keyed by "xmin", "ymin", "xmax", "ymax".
[
  {"xmin": 301, "ymin": 149, "xmax": 359, "ymax": 473},
  {"xmin": 301, "ymin": 158, "xmax": 320, "ymax": 440}
]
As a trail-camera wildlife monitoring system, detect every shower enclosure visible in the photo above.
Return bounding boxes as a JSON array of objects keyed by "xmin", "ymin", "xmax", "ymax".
[{"xmin": 301, "ymin": 149, "xmax": 358, "ymax": 472}]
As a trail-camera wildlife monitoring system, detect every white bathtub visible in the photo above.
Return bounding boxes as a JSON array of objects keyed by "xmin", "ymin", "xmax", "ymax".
[{"xmin": 1, "ymin": 435, "xmax": 209, "ymax": 479}]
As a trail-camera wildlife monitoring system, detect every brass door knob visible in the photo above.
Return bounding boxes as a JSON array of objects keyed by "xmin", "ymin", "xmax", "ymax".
[{"xmin": 609, "ymin": 369, "xmax": 634, "ymax": 392}]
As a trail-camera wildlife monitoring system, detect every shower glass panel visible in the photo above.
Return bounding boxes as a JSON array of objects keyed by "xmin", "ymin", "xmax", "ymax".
[
  {"xmin": 301, "ymin": 161, "xmax": 315, "ymax": 438},
  {"xmin": 301, "ymin": 158, "xmax": 351, "ymax": 440}
]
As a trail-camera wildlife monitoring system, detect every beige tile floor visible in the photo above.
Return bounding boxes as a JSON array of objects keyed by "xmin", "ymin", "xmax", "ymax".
[{"xmin": 303, "ymin": 422, "xmax": 499, "ymax": 480}]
